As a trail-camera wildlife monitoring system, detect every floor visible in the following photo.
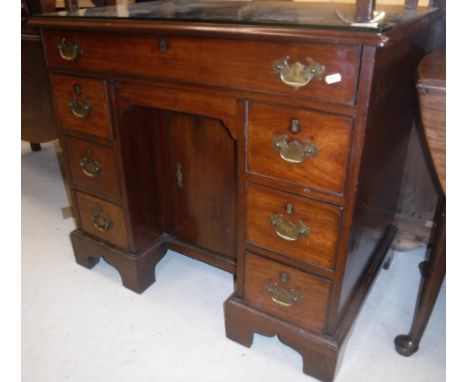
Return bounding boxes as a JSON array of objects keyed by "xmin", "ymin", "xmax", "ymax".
[{"xmin": 21, "ymin": 141, "xmax": 445, "ymax": 382}]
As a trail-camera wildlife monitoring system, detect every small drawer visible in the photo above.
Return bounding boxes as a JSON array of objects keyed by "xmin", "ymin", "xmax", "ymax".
[
  {"xmin": 246, "ymin": 184, "xmax": 341, "ymax": 270},
  {"xmin": 63, "ymin": 136, "xmax": 121, "ymax": 198},
  {"xmin": 75, "ymin": 191, "xmax": 129, "ymax": 249},
  {"xmin": 244, "ymin": 253, "xmax": 331, "ymax": 333},
  {"xmin": 43, "ymin": 30, "xmax": 360, "ymax": 104},
  {"xmin": 248, "ymin": 103, "xmax": 352, "ymax": 195},
  {"xmin": 51, "ymin": 74, "xmax": 112, "ymax": 139}
]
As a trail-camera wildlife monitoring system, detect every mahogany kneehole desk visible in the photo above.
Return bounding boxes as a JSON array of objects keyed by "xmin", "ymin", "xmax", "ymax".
[{"xmin": 31, "ymin": 2, "xmax": 441, "ymax": 381}]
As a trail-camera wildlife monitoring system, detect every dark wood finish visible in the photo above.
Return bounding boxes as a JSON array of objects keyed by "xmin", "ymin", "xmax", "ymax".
[
  {"xmin": 335, "ymin": 29, "xmax": 429, "ymax": 327},
  {"xmin": 225, "ymin": 295, "xmax": 340, "ymax": 382},
  {"xmin": 117, "ymin": 105, "xmax": 166, "ymax": 252},
  {"xmin": 417, "ymin": 48, "xmax": 446, "ymax": 193},
  {"xmin": 244, "ymin": 252, "xmax": 331, "ymax": 334},
  {"xmin": 33, "ymin": 6, "xmax": 441, "ymax": 381},
  {"xmin": 393, "ymin": 6, "xmax": 445, "ymax": 249},
  {"xmin": 335, "ymin": 225, "xmax": 397, "ymax": 342},
  {"xmin": 115, "ymin": 86, "xmax": 239, "ymax": 267},
  {"xmin": 246, "ymin": 183, "xmax": 341, "ymax": 271},
  {"xmin": 115, "ymin": 81, "xmax": 238, "ymax": 135},
  {"xmin": 62, "ymin": 135, "xmax": 121, "ymax": 198},
  {"xmin": 233, "ymin": 100, "xmax": 249, "ymax": 296},
  {"xmin": 51, "ymin": 74, "xmax": 112, "ymax": 139},
  {"xmin": 75, "ymin": 191, "xmax": 129, "ymax": 249},
  {"xmin": 29, "ymin": 143, "xmax": 42, "ymax": 151},
  {"xmin": 245, "ymin": 171, "xmax": 345, "ymax": 207},
  {"xmin": 247, "ymin": 102, "xmax": 352, "ymax": 196},
  {"xmin": 395, "ymin": 47, "xmax": 446, "ymax": 357},
  {"xmin": 21, "ymin": 22, "xmax": 57, "ymax": 147},
  {"xmin": 71, "ymin": 229, "xmax": 167, "ymax": 293},
  {"xmin": 243, "ymin": 242, "xmax": 333, "ymax": 280},
  {"xmin": 167, "ymin": 237, "xmax": 236, "ymax": 274},
  {"xmin": 395, "ymin": 205, "xmax": 445, "ymax": 356},
  {"xmin": 167, "ymin": 112, "xmax": 237, "ymax": 259},
  {"xmin": 227, "ymin": 225, "xmax": 396, "ymax": 382},
  {"xmin": 33, "ymin": 11, "xmax": 443, "ymax": 48},
  {"xmin": 42, "ymin": 30, "xmax": 360, "ymax": 105},
  {"xmin": 24, "ymin": 0, "xmax": 56, "ymax": 14}
]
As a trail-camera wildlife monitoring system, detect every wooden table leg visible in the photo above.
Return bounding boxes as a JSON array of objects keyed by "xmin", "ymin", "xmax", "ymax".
[
  {"xmin": 30, "ymin": 143, "xmax": 42, "ymax": 152},
  {"xmin": 394, "ymin": 204, "xmax": 445, "ymax": 356}
]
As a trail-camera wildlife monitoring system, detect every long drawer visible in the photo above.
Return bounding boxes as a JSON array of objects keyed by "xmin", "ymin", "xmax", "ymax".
[
  {"xmin": 246, "ymin": 183, "xmax": 341, "ymax": 271},
  {"xmin": 43, "ymin": 30, "xmax": 360, "ymax": 105},
  {"xmin": 244, "ymin": 252, "xmax": 331, "ymax": 334}
]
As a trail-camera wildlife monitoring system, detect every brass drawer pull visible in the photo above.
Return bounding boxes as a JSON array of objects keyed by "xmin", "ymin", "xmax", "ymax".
[
  {"xmin": 79, "ymin": 148, "xmax": 101, "ymax": 178},
  {"xmin": 57, "ymin": 38, "xmax": 82, "ymax": 62},
  {"xmin": 69, "ymin": 97, "xmax": 92, "ymax": 119},
  {"xmin": 90, "ymin": 204, "xmax": 113, "ymax": 232},
  {"xmin": 272, "ymin": 135, "xmax": 319, "ymax": 164},
  {"xmin": 265, "ymin": 281, "xmax": 303, "ymax": 307},
  {"xmin": 272, "ymin": 56, "xmax": 324, "ymax": 89},
  {"xmin": 270, "ymin": 213, "xmax": 310, "ymax": 241}
]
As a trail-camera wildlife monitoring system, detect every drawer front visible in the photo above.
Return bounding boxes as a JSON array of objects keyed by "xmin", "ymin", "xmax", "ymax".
[
  {"xmin": 246, "ymin": 184, "xmax": 341, "ymax": 270},
  {"xmin": 43, "ymin": 30, "xmax": 360, "ymax": 104},
  {"xmin": 63, "ymin": 136, "xmax": 121, "ymax": 198},
  {"xmin": 51, "ymin": 74, "xmax": 112, "ymax": 139},
  {"xmin": 75, "ymin": 191, "xmax": 129, "ymax": 249},
  {"xmin": 248, "ymin": 103, "xmax": 352, "ymax": 195},
  {"xmin": 244, "ymin": 253, "xmax": 331, "ymax": 333}
]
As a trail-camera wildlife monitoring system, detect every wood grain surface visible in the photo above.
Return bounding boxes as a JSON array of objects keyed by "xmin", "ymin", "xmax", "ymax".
[
  {"xmin": 43, "ymin": 30, "xmax": 360, "ymax": 104},
  {"xmin": 244, "ymin": 252, "xmax": 331, "ymax": 334},
  {"xmin": 75, "ymin": 191, "xmax": 129, "ymax": 249},
  {"xmin": 246, "ymin": 183, "xmax": 342, "ymax": 270},
  {"xmin": 51, "ymin": 74, "xmax": 112, "ymax": 139},
  {"xmin": 417, "ymin": 48, "xmax": 446, "ymax": 193},
  {"xmin": 63, "ymin": 135, "xmax": 121, "ymax": 198},
  {"xmin": 247, "ymin": 102, "xmax": 353, "ymax": 196}
]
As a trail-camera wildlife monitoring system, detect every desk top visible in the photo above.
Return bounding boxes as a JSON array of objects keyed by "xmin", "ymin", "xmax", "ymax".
[{"xmin": 39, "ymin": 0, "xmax": 437, "ymax": 33}]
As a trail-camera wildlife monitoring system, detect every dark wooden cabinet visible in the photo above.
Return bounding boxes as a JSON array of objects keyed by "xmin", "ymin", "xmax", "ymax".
[
  {"xmin": 21, "ymin": 19, "xmax": 58, "ymax": 150},
  {"xmin": 167, "ymin": 112, "xmax": 237, "ymax": 260},
  {"xmin": 31, "ymin": 2, "xmax": 442, "ymax": 381}
]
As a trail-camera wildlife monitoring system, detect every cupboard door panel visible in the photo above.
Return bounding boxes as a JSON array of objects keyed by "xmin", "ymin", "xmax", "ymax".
[{"xmin": 168, "ymin": 113, "xmax": 237, "ymax": 259}]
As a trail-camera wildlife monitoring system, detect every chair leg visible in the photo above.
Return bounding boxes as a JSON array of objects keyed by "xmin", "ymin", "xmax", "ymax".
[
  {"xmin": 30, "ymin": 143, "xmax": 42, "ymax": 152},
  {"xmin": 394, "ymin": 205, "xmax": 445, "ymax": 356}
]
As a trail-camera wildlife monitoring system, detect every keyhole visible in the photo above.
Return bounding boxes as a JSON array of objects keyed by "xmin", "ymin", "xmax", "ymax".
[
  {"xmin": 290, "ymin": 118, "xmax": 300, "ymax": 134},
  {"xmin": 280, "ymin": 272, "xmax": 289, "ymax": 283},
  {"xmin": 160, "ymin": 37, "xmax": 168, "ymax": 53},
  {"xmin": 73, "ymin": 84, "xmax": 82, "ymax": 95}
]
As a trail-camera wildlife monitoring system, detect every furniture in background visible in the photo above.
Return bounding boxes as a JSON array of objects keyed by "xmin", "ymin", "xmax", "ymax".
[
  {"xmin": 31, "ymin": 1, "xmax": 442, "ymax": 380},
  {"xmin": 22, "ymin": 0, "xmax": 58, "ymax": 151},
  {"xmin": 392, "ymin": 0, "xmax": 445, "ymax": 253},
  {"xmin": 21, "ymin": 1, "xmax": 126, "ymax": 151},
  {"xmin": 395, "ymin": 47, "xmax": 446, "ymax": 356}
]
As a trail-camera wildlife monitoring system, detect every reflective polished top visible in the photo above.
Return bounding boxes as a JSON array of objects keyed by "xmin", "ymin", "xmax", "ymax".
[{"xmin": 41, "ymin": 1, "xmax": 436, "ymax": 33}]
